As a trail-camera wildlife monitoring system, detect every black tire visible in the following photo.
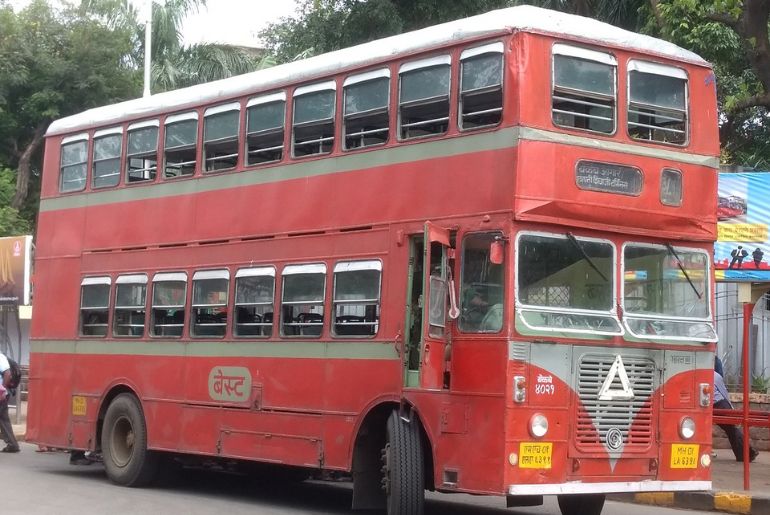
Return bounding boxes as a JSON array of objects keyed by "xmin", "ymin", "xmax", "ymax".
[
  {"xmin": 557, "ymin": 494, "xmax": 606, "ymax": 515},
  {"xmin": 101, "ymin": 393, "xmax": 159, "ymax": 487},
  {"xmin": 383, "ymin": 411, "xmax": 424, "ymax": 515}
]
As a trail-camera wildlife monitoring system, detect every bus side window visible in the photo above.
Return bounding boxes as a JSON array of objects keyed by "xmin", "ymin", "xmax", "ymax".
[
  {"xmin": 343, "ymin": 70, "xmax": 390, "ymax": 150},
  {"xmin": 246, "ymin": 93, "xmax": 285, "ymax": 165},
  {"xmin": 234, "ymin": 266, "xmax": 275, "ymax": 338},
  {"xmin": 627, "ymin": 60, "xmax": 688, "ymax": 145},
  {"xmin": 204, "ymin": 103, "xmax": 240, "ymax": 172},
  {"xmin": 164, "ymin": 112, "xmax": 198, "ymax": 178},
  {"xmin": 126, "ymin": 120, "xmax": 159, "ymax": 183},
  {"xmin": 459, "ymin": 43, "xmax": 504, "ymax": 130},
  {"xmin": 80, "ymin": 277, "xmax": 111, "ymax": 337},
  {"xmin": 293, "ymin": 82, "xmax": 336, "ymax": 158},
  {"xmin": 399, "ymin": 56, "xmax": 451, "ymax": 140},
  {"xmin": 191, "ymin": 270, "xmax": 229, "ymax": 338},
  {"xmin": 114, "ymin": 274, "xmax": 148, "ymax": 338},
  {"xmin": 459, "ymin": 232, "xmax": 505, "ymax": 333},
  {"xmin": 332, "ymin": 260, "xmax": 382, "ymax": 337},
  {"xmin": 151, "ymin": 273, "xmax": 187, "ymax": 338},
  {"xmin": 281, "ymin": 264, "xmax": 326, "ymax": 337},
  {"xmin": 93, "ymin": 128, "xmax": 123, "ymax": 189},
  {"xmin": 60, "ymin": 134, "xmax": 89, "ymax": 193}
]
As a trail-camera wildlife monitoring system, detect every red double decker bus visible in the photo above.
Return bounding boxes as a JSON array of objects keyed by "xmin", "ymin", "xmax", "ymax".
[{"xmin": 28, "ymin": 6, "xmax": 719, "ymax": 515}]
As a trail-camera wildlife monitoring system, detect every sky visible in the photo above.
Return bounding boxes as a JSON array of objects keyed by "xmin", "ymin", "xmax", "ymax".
[{"xmin": 8, "ymin": 0, "xmax": 300, "ymax": 48}]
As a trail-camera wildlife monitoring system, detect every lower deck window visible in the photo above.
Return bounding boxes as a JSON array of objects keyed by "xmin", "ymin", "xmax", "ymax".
[
  {"xmin": 281, "ymin": 264, "xmax": 326, "ymax": 337},
  {"xmin": 191, "ymin": 271, "xmax": 229, "ymax": 338},
  {"xmin": 151, "ymin": 276, "xmax": 187, "ymax": 337},
  {"xmin": 234, "ymin": 268, "xmax": 275, "ymax": 337},
  {"xmin": 80, "ymin": 278, "xmax": 110, "ymax": 337},
  {"xmin": 114, "ymin": 276, "xmax": 147, "ymax": 337},
  {"xmin": 333, "ymin": 261, "xmax": 381, "ymax": 337}
]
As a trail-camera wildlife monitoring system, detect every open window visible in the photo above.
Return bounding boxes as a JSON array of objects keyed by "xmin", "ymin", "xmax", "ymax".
[
  {"xmin": 332, "ymin": 260, "xmax": 381, "ymax": 337},
  {"xmin": 399, "ymin": 56, "xmax": 451, "ymax": 139},
  {"xmin": 552, "ymin": 44, "xmax": 616, "ymax": 134},
  {"xmin": 628, "ymin": 60, "xmax": 688, "ymax": 145},
  {"xmin": 113, "ymin": 274, "xmax": 147, "ymax": 337},
  {"xmin": 93, "ymin": 127, "xmax": 123, "ymax": 189},
  {"xmin": 204, "ymin": 103, "xmax": 240, "ymax": 171},
  {"xmin": 343, "ymin": 69, "xmax": 390, "ymax": 150},
  {"xmin": 126, "ymin": 120, "xmax": 159, "ymax": 183},
  {"xmin": 60, "ymin": 133, "xmax": 89, "ymax": 193},
  {"xmin": 459, "ymin": 232, "xmax": 505, "ymax": 333},
  {"xmin": 80, "ymin": 276, "xmax": 110, "ymax": 337},
  {"xmin": 191, "ymin": 270, "xmax": 229, "ymax": 338},
  {"xmin": 460, "ymin": 43, "xmax": 503, "ymax": 130},
  {"xmin": 281, "ymin": 263, "xmax": 326, "ymax": 337},
  {"xmin": 151, "ymin": 272, "xmax": 187, "ymax": 338},
  {"xmin": 164, "ymin": 112, "xmax": 198, "ymax": 178},
  {"xmin": 293, "ymin": 82, "xmax": 335, "ymax": 157},
  {"xmin": 246, "ymin": 92, "xmax": 285, "ymax": 165},
  {"xmin": 234, "ymin": 267, "xmax": 275, "ymax": 337}
]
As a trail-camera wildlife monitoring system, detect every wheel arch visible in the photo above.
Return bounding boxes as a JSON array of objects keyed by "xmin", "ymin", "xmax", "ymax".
[{"xmin": 95, "ymin": 382, "xmax": 142, "ymax": 451}]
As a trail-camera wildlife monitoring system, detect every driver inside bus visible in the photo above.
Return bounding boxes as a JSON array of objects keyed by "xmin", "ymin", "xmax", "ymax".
[{"xmin": 461, "ymin": 287, "xmax": 489, "ymax": 329}]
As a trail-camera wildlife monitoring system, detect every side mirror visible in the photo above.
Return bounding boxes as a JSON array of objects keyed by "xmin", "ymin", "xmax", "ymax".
[{"xmin": 490, "ymin": 240, "xmax": 504, "ymax": 265}]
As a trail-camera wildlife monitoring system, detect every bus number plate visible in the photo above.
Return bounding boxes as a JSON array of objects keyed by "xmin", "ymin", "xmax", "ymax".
[
  {"xmin": 71, "ymin": 395, "xmax": 87, "ymax": 416},
  {"xmin": 519, "ymin": 442, "xmax": 552, "ymax": 469},
  {"xmin": 670, "ymin": 444, "xmax": 699, "ymax": 469}
]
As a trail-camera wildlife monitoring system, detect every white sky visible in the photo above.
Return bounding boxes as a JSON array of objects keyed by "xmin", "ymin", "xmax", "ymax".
[{"xmin": 8, "ymin": 0, "xmax": 300, "ymax": 48}]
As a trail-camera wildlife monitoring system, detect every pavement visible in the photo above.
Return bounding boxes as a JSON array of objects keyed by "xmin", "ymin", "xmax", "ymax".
[{"xmin": 6, "ymin": 401, "xmax": 770, "ymax": 513}]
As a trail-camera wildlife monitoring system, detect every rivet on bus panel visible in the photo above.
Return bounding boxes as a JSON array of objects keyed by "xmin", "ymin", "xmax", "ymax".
[{"xmin": 508, "ymin": 452, "xmax": 518, "ymax": 466}]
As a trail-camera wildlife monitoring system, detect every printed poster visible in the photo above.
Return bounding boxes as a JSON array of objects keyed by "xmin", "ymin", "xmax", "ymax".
[{"xmin": 0, "ymin": 235, "xmax": 32, "ymax": 305}]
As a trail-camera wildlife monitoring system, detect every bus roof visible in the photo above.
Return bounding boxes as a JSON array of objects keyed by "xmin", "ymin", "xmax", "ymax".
[{"xmin": 47, "ymin": 5, "xmax": 709, "ymax": 137}]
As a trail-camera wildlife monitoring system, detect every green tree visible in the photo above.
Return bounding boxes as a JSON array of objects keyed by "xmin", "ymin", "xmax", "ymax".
[{"xmin": 0, "ymin": 168, "xmax": 31, "ymax": 236}]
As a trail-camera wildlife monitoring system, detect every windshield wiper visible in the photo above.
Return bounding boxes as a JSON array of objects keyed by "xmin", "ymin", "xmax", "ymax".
[
  {"xmin": 665, "ymin": 243, "xmax": 702, "ymax": 299},
  {"xmin": 566, "ymin": 232, "xmax": 608, "ymax": 282}
]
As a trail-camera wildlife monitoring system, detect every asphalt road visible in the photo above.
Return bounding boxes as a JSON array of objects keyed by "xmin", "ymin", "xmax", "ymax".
[{"xmin": 1, "ymin": 443, "xmax": 712, "ymax": 515}]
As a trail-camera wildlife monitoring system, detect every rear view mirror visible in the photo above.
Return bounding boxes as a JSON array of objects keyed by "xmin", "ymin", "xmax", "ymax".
[{"xmin": 490, "ymin": 240, "xmax": 504, "ymax": 265}]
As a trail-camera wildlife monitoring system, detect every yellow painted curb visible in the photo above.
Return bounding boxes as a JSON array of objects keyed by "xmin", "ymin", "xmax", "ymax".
[
  {"xmin": 714, "ymin": 492, "xmax": 752, "ymax": 514},
  {"xmin": 635, "ymin": 492, "xmax": 675, "ymax": 506}
]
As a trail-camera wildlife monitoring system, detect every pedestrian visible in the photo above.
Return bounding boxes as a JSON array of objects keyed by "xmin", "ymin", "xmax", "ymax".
[
  {"xmin": 713, "ymin": 368, "xmax": 758, "ymax": 462},
  {"xmin": 729, "ymin": 246, "xmax": 749, "ymax": 269},
  {"xmin": 0, "ymin": 351, "xmax": 20, "ymax": 453}
]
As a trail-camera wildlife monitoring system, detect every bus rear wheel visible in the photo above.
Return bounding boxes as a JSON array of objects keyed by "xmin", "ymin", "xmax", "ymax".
[
  {"xmin": 101, "ymin": 393, "xmax": 158, "ymax": 487},
  {"xmin": 557, "ymin": 493, "xmax": 605, "ymax": 515},
  {"xmin": 381, "ymin": 410, "xmax": 424, "ymax": 515}
]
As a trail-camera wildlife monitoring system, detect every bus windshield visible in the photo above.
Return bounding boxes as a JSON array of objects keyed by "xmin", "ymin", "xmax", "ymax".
[
  {"xmin": 623, "ymin": 243, "xmax": 716, "ymax": 341},
  {"xmin": 516, "ymin": 233, "xmax": 621, "ymax": 335}
]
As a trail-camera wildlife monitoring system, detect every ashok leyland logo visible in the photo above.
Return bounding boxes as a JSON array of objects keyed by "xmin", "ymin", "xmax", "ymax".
[{"xmin": 598, "ymin": 355, "xmax": 635, "ymax": 401}]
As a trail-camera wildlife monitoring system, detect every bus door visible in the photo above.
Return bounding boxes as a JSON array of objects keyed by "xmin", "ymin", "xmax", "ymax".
[{"xmin": 404, "ymin": 222, "xmax": 453, "ymax": 390}]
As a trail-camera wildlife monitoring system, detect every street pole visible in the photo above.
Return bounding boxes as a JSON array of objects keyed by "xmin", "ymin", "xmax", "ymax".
[{"xmin": 143, "ymin": 0, "xmax": 152, "ymax": 98}]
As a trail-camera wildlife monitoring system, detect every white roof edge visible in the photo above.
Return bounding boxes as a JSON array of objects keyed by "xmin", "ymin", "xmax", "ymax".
[
  {"xmin": 400, "ymin": 55, "xmax": 451, "ymax": 74},
  {"xmin": 553, "ymin": 43, "xmax": 617, "ymax": 65},
  {"xmin": 629, "ymin": 59, "xmax": 687, "ymax": 79},
  {"xmin": 334, "ymin": 260, "xmax": 383, "ymax": 273},
  {"xmin": 461, "ymin": 41, "xmax": 505, "ymax": 60},
  {"xmin": 116, "ymin": 274, "xmax": 149, "ymax": 284},
  {"xmin": 81, "ymin": 276, "xmax": 111, "ymax": 286},
  {"xmin": 153, "ymin": 272, "xmax": 188, "ymax": 282},
  {"xmin": 235, "ymin": 266, "xmax": 276, "ymax": 278},
  {"xmin": 166, "ymin": 111, "xmax": 199, "ymax": 124},
  {"xmin": 94, "ymin": 126, "xmax": 124, "ymax": 138},
  {"xmin": 247, "ymin": 91, "xmax": 287, "ymax": 107},
  {"xmin": 294, "ymin": 80, "xmax": 337, "ymax": 97},
  {"xmin": 344, "ymin": 68, "xmax": 391, "ymax": 87},
  {"xmin": 46, "ymin": 6, "xmax": 709, "ymax": 137},
  {"xmin": 192, "ymin": 269, "xmax": 230, "ymax": 281},
  {"xmin": 283, "ymin": 263, "xmax": 327, "ymax": 275}
]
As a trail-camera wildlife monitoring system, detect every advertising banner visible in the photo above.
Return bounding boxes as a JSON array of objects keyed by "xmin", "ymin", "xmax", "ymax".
[
  {"xmin": 715, "ymin": 173, "xmax": 770, "ymax": 281},
  {"xmin": 0, "ymin": 235, "xmax": 32, "ymax": 305}
]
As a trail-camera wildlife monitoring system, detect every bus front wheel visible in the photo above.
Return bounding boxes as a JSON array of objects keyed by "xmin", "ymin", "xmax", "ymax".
[
  {"xmin": 382, "ymin": 410, "xmax": 425, "ymax": 515},
  {"xmin": 557, "ymin": 493, "xmax": 605, "ymax": 515},
  {"xmin": 101, "ymin": 393, "xmax": 158, "ymax": 487}
]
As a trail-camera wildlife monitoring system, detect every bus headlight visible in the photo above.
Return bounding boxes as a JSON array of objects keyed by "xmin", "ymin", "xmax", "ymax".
[
  {"xmin": 529, "ymin": 414, "xmax": 549, "ymax": 438},
  {"xmin": 680, "ymin": 417, "xmax": 696, "ymax": 440}
]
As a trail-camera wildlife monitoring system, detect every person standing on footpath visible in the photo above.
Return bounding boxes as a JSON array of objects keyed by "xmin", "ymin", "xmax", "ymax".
[
  {"xmin": 0, "ymin": 351, "xmax": 20, "ymax": 453},
  {"xmin": 713, "ymin": 365, "xmax": 758, "ymax": 462}
]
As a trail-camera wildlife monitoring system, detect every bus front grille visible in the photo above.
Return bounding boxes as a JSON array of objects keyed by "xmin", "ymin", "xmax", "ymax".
[{"xmin": 575, "ymin": 355, "xmax": 655, "ymax": 453}]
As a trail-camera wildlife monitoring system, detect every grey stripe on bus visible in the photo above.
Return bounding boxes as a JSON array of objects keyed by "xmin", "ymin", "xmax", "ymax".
[{"xmin": 40, "ymin": 126, "xmax": 718, "ymax": 213}]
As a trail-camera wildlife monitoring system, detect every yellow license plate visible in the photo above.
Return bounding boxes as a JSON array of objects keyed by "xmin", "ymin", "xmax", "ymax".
[
  {"xmin": 71, "ymin": 396, "xmax": 87, "ymax": 416},
  {"xmin": 670, "ymin": 444, "xmax": 699, "ymax": 469},
  {"xmin": 519, "ymin": 442, "xmax": 553, "ymax": 469}
]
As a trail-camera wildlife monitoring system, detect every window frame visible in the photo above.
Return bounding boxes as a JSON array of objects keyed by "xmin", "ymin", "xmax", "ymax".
[
  {"xmin": 551, "ymin": 43, "xmax": 617, "ymax": 136},
  {"xmin": 291, "ymin": 81, "xmax": 337, "ymax": 159},
  {"xmin": 150, "ymin": 271, "xmax": 188, "ymax": 338},
  {"xmin": 92, "ymin": 127, "xmax": 124, "ymax": 189},
  {"xmin": 458, "ymin": 230, "xmax": 506, "ymax": 334},
  {"xmin": 113, "ymin": 274, "xmax": 148, "ymax": 338},
  {"xmin": 280, "ymin": 263, "xmax": 327, "ymax": 338},
  {"xmin": 342, "ymin": 69, "xmax": 391, "ymax": 151},
  {"xmin": 626, "ymin": 59, "xmax": 689, "ymax": 147},
  {"xmin": 398, "ymin": 55, "xmax": 452, "ymax": 141},
  {"xmin": 125, "ymin": 119, "xmax": 160, "ymax": 184},
  {"xmin": 245, "ymin": 92, "xmax": 286, "ymax": 166},
  {"xmin": 163, "ymin": 111, "xmax": 199, "ymax": 179},
  {"xmin": 59, "ymin": 133, "xmax": 90, "ymax": 193},
  {"xmin": 331, "ymin": 260, "xmax": 382, "ymax": 338},
  {"xmin": 233, "ymin": 266, "xmax": 276, "ymax": 338},
  {"xmin": 459, "ymin": 42, "xmax": 504, "ymax": 132},
  {"xmin": 80, "ymin": 276, "xmax": 111, "ymax": 338},
  {"xmin": 203, "ymin": 102, "xmax": 241, "ymax": 173},
  {"xmin": 190, "ymin": 269, "xmax": 230, "ymax": 339}
]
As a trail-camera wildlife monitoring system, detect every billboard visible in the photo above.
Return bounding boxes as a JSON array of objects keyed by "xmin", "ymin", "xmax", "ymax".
[
  {"xmin": 715, "ymin": 173, "xmax": 770, "ymax": 281},
  {"xmin": 0, "ymin": 235, "xmax": 32, "ymax": 305}
]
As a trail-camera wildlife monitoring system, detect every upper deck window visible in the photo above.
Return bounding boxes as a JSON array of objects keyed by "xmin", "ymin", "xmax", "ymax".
[
  {"xmin": 80, "ymin": 276, "xmax": 110, "ymax": 337},
  {"xmin": 460, "ymin": 43, "xmax": 504, "ymax": 130},
  {"xmin": 343, "ymin": 69, "xmax": 390, "ymax": 150},
  {"xmin": 92, "ymin": 127, "xmax": 123, "ymax": 189},
  {"xmin": 234, "ymin": 267, "xmax": 275, "ymax": 337},
  {"xmin": 204, "ymin": 103, "xmax": 240, "ymax": 171},
  {"xmin": 281, "ymin": 263, "xmax": 326, "ymax": 337},
  {"xmin": 399, "ymin": 56, "xmax": 451, "ymax": 139},
  {"xmin": 191, "ymin": 270, "xmax": 229, "ymax": 338},
  {"xmin": 628, "ymin": 61, "xmax": 688, "ymax": 145},
  {"xmin": 164, "ymin": 112, "xmax": 198, "ymax": 178},
  {"xmin": 332, "ymin": 261, "xmax": 382, "ymax": 337},
  {"xmin": 247, "ymin": 93, "xmax": 285, "ymax": 165},
  {"xmin": 516, "ymin": 232, "xmax": 622, "ymax": 335},
  {"xmin": 126, "ymin": 120, "xmax": 159, "ymax": 183},
  {"xmin": 293, "ymin": 82, "xmax": 336, "ymax": 158},
  {"xmin": 60, "ymin": 134, "xmax": 89, "ymax": 193},
  {"xmin": 552, "ymin": 44, "xmax": 616, "ymax": 134},
  {"xmin": 114, "ymin": 274, "xmax": 147, "ymax": 338}
]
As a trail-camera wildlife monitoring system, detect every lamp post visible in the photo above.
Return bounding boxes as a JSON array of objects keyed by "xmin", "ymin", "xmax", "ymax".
[{"xmin": 142, "ymin": 0, "xmax": 152, "ymax": 97}]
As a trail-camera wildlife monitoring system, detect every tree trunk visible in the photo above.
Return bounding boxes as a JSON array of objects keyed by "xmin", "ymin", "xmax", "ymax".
[{"xmin": 12, "ymin": 124, "xmax": 46, "ymax": 210}]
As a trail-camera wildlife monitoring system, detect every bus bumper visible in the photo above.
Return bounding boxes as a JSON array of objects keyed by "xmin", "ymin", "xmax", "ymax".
[{"xmin": 507, "ymin": 480, "xmax": 711, "ymax": 495}]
